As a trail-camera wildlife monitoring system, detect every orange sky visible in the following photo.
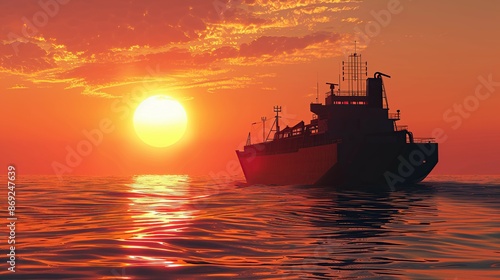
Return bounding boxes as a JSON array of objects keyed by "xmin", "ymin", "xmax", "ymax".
[{"xmin": 1, "ymin": 0, "xmax": 499, "ymax": 178}]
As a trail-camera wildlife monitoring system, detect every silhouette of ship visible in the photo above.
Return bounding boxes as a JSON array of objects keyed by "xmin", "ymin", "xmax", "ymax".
[{"xmin": 236, "ymin": 52, "xmax": 438, "ymax": 187}]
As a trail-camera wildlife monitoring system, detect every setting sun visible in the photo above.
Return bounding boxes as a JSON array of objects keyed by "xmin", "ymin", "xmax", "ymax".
[{"xmin": 133, "ymin": 95, "xmax": 188, "ymax": 148}]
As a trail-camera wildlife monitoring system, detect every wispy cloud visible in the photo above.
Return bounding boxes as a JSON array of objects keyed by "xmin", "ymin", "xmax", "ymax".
[
  {"xmin": 0, "ymin": 0, "xmax": 360, "ymax": 96},
  {"xmin": 7, "ymin": 84, "xmax": 28, "ymax": 90}
]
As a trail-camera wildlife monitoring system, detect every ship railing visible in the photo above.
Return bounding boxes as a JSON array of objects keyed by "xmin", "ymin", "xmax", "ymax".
[
  {"xmin": 328, "ymin": 90, "xmax": 367, "ymax": 96},
  {"xmin": 388, "ymin": 113, "xmax": 400, "ymax": 120},
  {"xmin": 414, "ymin": 138, "xmax": 436, "ymax": 143},
  {"xmin": 395, "ymin": 125, "xmax": 408, "ymax": 131},
  {"xmin": 248, "ymin": 136, "xmax": 342, "ymax": 155}
]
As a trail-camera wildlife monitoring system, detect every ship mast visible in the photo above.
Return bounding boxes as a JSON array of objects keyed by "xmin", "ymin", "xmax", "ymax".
[
  {"xmin": 266, "ymin": 106, "xmax": 282, "ymax": 141},
  {"xmin": 274, "ymin": 106, "xmax": 281, "ymax": 133}
]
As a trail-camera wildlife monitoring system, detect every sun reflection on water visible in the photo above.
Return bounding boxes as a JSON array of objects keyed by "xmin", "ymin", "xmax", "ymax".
[
  {"xmin": 122, "ymin": 175, "xmax": 195, "ymax": 268},
  {"xmin": 4, "ymin": 176, "xmax": 500, "ymax": 279}
]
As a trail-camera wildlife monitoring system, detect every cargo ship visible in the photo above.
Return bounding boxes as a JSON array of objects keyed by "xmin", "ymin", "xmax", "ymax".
[{"xmin": 236, "ymin": 52, "xmax": 438, "ymax": 187}]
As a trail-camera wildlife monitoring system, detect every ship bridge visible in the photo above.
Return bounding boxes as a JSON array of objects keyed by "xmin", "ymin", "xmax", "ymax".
[
  {"xmin": 309, "ymin": 53, "xmax": 398, "ymax": 139},
  {"xmin": 313, "ymin": 53, "xmax": 390, "ymax": 109}
]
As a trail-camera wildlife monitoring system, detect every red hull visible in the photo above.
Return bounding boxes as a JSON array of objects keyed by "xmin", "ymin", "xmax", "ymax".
[{"xmin": 236, "ymin": 143, "xmax": 338, "ymax": 185}]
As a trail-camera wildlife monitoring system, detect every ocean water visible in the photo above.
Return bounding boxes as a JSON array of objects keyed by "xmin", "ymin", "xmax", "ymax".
[{"xmin": 2, "ymin": 175, "xmax": 499, "ymax": 279}]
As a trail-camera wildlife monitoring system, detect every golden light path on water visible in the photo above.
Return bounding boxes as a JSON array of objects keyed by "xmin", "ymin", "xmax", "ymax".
[
  {"xmin": 121, "ymin": 175, "xmax": 196, "ymax": 269},
  {"xmin": 4, "ymin": 175, "xmax": 499, "ymax": 279}
]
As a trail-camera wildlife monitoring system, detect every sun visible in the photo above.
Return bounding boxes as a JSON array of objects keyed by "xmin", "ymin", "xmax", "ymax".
[{"xmin": 133, "ymin": 95, "xmax": 188, "ymax": 148}]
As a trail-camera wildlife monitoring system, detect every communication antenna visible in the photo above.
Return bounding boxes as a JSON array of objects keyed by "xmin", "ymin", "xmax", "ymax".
[
  {"xmin": 248, "ymin": 121, "xmax": 258, "ymax": 145},
  {"xmin": 338, "ymin": 62, "xmax": 341, "ymax": 94},
  {"xmin": 246, "ymin": 132, "xmax": 251, "ymax": 146},
  {"xmin": 266, "ymin": 106, "xmax": 282, "ymax": 140},
  {"xmin": 261, "ymin": 116, "xmax": 267, "ymax": 142},
  {"xmin": 342, "ymin": 42, "xmax": 367, "ymax": 96},
  {"xmin": 316, "ymin": 72, "xmax": 319, "ymax": 103}
]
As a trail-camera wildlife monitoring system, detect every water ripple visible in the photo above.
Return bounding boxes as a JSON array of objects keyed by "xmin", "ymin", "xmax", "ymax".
[{"xmin": 2, "ymin": 175, "xmax": 499, "ymax": 279}]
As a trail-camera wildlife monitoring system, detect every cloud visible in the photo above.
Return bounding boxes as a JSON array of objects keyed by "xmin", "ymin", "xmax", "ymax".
[
  {"xmin": 1, "ymin": 1, "xmax": 219, "ymax": 54},
  {"xmin": 0, "ymin": 0, "xmax": 359, "ymax": 95},
  {"xmin": 7, "ymin": 84, "xmax": 29, "ymax": 90},
  {"xmin": 240, "ymin": 32, "xmax": 341, "ymax": 57},
  {"xmin": 0, "ymin": 41, "xmax": 54, "ymax": 73}
]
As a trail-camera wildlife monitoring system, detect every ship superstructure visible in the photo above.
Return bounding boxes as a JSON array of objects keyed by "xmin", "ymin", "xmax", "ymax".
[{"xmin": 236, "ymin": 52, "xmax": 438, "ymax": 187}]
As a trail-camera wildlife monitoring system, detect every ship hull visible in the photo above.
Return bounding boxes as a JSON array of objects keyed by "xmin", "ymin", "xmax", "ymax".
[
  {"xmin": 236, "ymin": 143, "xmax": 338, "ymax": 185},
  {"xmin": 236, "ymin": 142, "xmax": 438, "ymax": 187}
]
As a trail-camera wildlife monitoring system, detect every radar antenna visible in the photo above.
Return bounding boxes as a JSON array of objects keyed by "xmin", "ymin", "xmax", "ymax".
[{"xmin": 326, "ymin": 82, "xmax": 338, "ymax": 97}]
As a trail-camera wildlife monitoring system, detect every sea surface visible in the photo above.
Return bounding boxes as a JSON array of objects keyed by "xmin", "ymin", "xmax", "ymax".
[{"xmin": 1, "ymin": 175, "xmax": 499, "ymax": 279}]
